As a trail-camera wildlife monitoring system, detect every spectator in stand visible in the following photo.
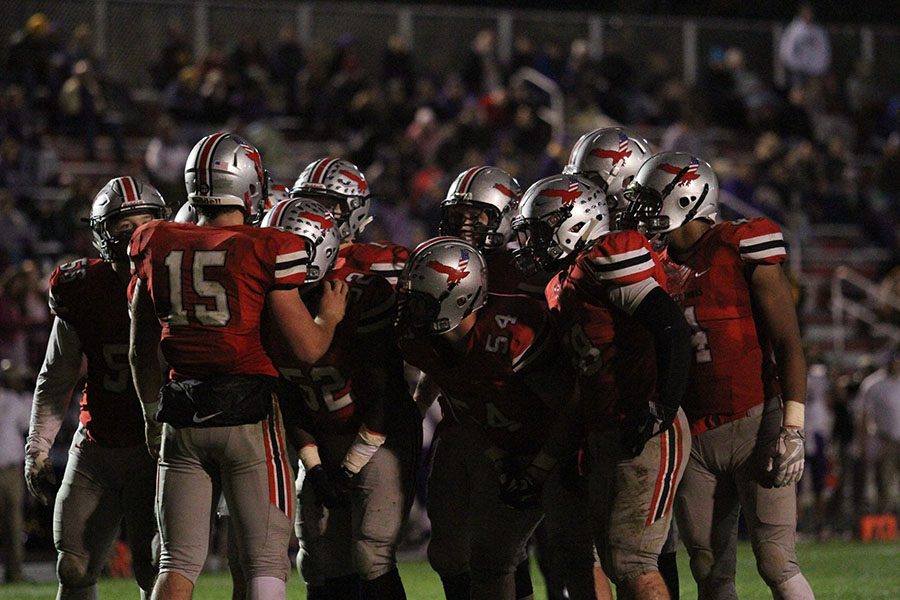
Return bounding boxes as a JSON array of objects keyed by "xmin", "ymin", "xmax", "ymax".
[
  {"xmin": 0, "ymin": 365, "xmax": 31, "ymax": 584},
  {"xmin": 779, "ymin": 3, "xmax": 831, "ymax": 89},
  {"xmin": 802, "ymin": 359, "xmax": 833, "ymax": 535},
  {"xmin": 58, "ymin": 60, "xmax": 125, "ymax": 163},
  {"xmin": 150, "ymin": 23, "xmax": 192, "ymax": 91},
  {"xmin": 462, "ymin": 29, "xmax": 502, "ymax": 95},
  {"xmin": 144, "ymin": 114, "xmax": 191, "ymax": 210},
  {"xmin": 4, "ymin": 14, "xmax": 55, "ymax": 101},
  {"xmin": 269, "ymin": 25, "xmax": 305, "ymax": 115},
  {"xmin": 859, "ymin": 352, "xmax": 900, "ymax": 515}
]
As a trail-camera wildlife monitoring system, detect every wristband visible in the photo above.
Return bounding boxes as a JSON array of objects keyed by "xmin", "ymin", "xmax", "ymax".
[
  {"xmin": 782, "ymin": 400, "xmax": 805, "ymax": 429},
  {"xmin": 341, "ymin": 426, "xmax": 386, "ymax": 474},
  {"xmin": 299, "ymin": 444, "xmax": 322, "ymax": 470},
  {"xmin": 530, "ymin": 449, "xmax": 557, "ymax": 474}
]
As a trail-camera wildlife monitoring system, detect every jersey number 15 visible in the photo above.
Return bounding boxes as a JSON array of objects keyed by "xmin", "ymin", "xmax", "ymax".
[{"xmin": 163, "ymin": 250, "xmax": 232, "ymax": 326}]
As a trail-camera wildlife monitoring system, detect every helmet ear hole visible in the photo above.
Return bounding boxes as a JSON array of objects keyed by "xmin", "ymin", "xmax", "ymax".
[{"xmin": 679, "ymin": 197, "xmax": 691, "ymax": 208}]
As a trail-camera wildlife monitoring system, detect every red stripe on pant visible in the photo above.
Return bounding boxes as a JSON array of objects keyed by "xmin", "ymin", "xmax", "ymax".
[
  {"xmin": 646, "ymin": 429, "xmax": 670, "ymax": 527},
  {"xmin": 262, "ymin": 421, "xmax": 278, "ymax": 508},
  {"xmin": 271, "ymin": 405, "xmax": 293, "ymax": 517},
  {"xmin": 663, "ymin": 418, "xmax": 683, "ymax": 515}
]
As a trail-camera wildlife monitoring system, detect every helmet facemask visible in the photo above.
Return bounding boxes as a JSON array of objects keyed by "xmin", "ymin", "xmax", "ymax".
[
  {"xmin": 439, "ymin": 201, "xmax": 505, "ymax": 250},
  {"xmin": 511, "ymin": 214, "xmax": 568, "ymax": 276}
]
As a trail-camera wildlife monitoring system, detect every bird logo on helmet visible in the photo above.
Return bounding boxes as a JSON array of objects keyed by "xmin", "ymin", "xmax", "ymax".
[
  {"xmin": 396, "ymin": 237, "xmax": 487, "ymax": 337},
  {"xmin": 511, "ymin": 175, "xmax": 609, "ymax": 276},
  {"xmin": 619, "ymin": 151, "xmax": 718, "ymax": 235},
  {"xmin": 564, "ymin": 127, "xmax": 652, "ymax": 213},
  {"xmin": 291, "ymin": 158, "xmax": 372, "ymax": 243},
  {"xmin": 262, "ymin": 198, "xmax": 341, "ymax": 283}
]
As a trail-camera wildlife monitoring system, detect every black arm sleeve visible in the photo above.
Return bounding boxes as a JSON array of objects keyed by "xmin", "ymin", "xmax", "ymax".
[{"xmin": 631, "ymin": 286, "xmax": 692, "ymax": 411}]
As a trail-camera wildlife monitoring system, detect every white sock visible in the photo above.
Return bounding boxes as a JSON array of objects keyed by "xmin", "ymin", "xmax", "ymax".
[{"xmin": 248, "ymin": 576, "xmax": 286, "ymax": 600}]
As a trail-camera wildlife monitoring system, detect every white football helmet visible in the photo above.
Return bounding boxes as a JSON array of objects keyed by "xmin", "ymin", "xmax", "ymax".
[
  {"xmin": 620, "ymin": 151, "xmax": 718, "ymax": 234},
  {"xmin": 262, "ymin": 199, "xmax": 341, "ymax": 283},
  {"xmin": 564, "ymin": 127, "xmax": 651, "ymax": 212},
  {"xmin": 396, "ymin": 237, "xmax": 487, "ymax": 337},
  {"xmin": 439, "ymin": 166, "xmax": 521, "ymax": 251},
  {"xmin": 174, "ymin": 200, "xmax": 198, "ymax": 224},
  {"xmin": 184, "ymin": 132, "xmax": 268, "ymax": 224},
  {"xmin": 90, "ymin": 176, "xmax": 169, "ymax": 261},
  {"xmin": 511, "ymin": 174, "xmax": 609, "ymax": 275},
  {"xmin": 291, "ymin": 158, "xmax": 370, "ymax": 242}
]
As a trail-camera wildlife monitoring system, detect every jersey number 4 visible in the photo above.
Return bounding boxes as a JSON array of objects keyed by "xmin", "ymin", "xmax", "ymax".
[{"xmin": 163, "ymin": 250, "xmax": 231, "ymax": 326}]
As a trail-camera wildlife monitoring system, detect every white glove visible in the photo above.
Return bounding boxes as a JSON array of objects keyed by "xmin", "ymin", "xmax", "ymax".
[
  {"xmin": 768, "ymin": 427, "xmax": 805, "ymax": 488},
  {"xmin": 24, "ymin": 451, "xmax": 57, "ymax": 505}
]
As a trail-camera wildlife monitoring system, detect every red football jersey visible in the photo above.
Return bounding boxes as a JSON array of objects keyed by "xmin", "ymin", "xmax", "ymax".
[
  {"xmin": 129, "ymin": 221, "xmax": 308, "ymax": 378},
  {"xmin": 267, "ymin": 272, "xmax": 403, "ymax": 435},
  {"xmin": 335, "ymin": 241, "xmax": 409, "ymax": 287},
  {"xmin": 546, "ymin": 229, "xmax": 667, "ymax": 429},
  {"xmin": 400, "ymin": 293, "xmax": 569, "ymax": 455},
  {"xmin": 49, "ymin": 259, "xmax": 143, "ymax": 447},
  {"xmin": 486, "ymin": 248, "xmax": 551, "ymax": 299},
  {"xmin": 660, "ymin": 218, "xmax": 787, "ymax": 433}
]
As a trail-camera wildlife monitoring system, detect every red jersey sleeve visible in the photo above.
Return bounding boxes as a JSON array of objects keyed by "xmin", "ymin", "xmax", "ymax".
[
  {"xmin": 128, "ymin": 220, "xmax": 160, "ymax": 281},
  {"xmin": 729, "ymin": 218, "xmax": 787, "ymax": 265},
  {"xmin": 268, "ymin": 230, "xmax": 310, "ymax": 289},
  {"xmin": 48, "ymin": 258, "xmax": 92, "ymax": 324},
  {"xmin": 577, "ymin": 230, "xmax": 659, "ymax": 287}
]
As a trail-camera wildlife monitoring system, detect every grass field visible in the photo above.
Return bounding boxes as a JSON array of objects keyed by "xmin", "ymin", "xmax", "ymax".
[{"xmin": 2, "ymin": 540, "xmax": 898, "ymax": 599}]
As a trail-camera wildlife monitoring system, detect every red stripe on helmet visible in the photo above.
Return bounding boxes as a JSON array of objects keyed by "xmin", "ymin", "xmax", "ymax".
[
  {"xmin": 196, "ymin": 132, "xmax": 226, "ymax": 189},
  {"xmin": 311, "ymin": 158, "xmax": 337, "ymax": 185},
  {"xmin": 119, "ymin": 176, "xmax": 138, "ymax": 202},
  {"xmin": 458, "ymin": 166, "xmax": 484, "ymax": 195}
]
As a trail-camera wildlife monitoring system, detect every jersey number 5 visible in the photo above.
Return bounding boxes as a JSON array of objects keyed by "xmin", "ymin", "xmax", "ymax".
[{"xmin": 163, "ymin": 250, "xmax": 231, "ymax": 326}]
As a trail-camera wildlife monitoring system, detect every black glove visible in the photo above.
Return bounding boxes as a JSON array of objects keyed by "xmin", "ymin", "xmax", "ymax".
[
  {"xmin": 496, "ymin": 459, "xmax": 542, "ymax": 510},
  {"xmin": 307, "ymin": 465, "xmax": 348, "ymax": 509},
  {"xmin": 331, "ymin": 465, "xmax": 356, "ymax": 499},
  {"xmin": 621, "ymin": 402, "xmax": 678, "ymax": 458}
]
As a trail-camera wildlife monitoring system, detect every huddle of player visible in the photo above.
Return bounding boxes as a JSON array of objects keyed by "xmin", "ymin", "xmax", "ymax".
[{"xmin": 22, "ymin": 128, "xmax": 816, "ymax": 600}]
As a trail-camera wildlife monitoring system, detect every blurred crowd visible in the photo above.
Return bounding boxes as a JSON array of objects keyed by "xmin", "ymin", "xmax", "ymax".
[{"xmin": 0, "ymin": 6, "xmax": 897, "ymax": 565}]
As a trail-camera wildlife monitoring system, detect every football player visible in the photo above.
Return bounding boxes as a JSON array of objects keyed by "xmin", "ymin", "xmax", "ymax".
[
  {"xmin": 264, "ymin": 198, "xmax": 418, "ymax": 600},
  {"xmin": 620, "ymin": 151, "xmax": 815, "ymax": 599},
  {"xmin": 564, "ymin": 126, "xmax": 652, "ymax": 219},
  {"xmin": 25, "ymin": 177, "xmax": 169, "ymax": 600},
  {"xmin": 397, "ymin": 237, "xmax": 576, "ymax": 600},
  {"xmin": 438, "ymin": 169, "xmax": 602, "ymax": 600},
  {"xmin": 128, "ymin": 132, "xmax": 348, "ymax": 600},
  {"xmin": 520, "ymin": 174, "xmax": 693, "ymax": 600},
  {"xmin": 292, "ymin": 158, "xmax": 409, "ymax": 286},
  {"xmin": 566, "ymin": 129, "xmax": 681, "ymax": 598}
]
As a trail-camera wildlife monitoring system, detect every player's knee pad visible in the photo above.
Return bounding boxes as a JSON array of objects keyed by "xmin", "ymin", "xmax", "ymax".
[
  {"xmin": 688, "ymin": 547, "xmax": 717, "ymax": 583},
  {"xmin": 755, "ymin": 540, "xmax": 799, "ymax": 588},
  {"xmin": 57, "ymin": 551, "xmax": 95, "ymax": 589},
  {"xmin": 353, "ymin": 537, "xmax": 396, "ymax": 580},
  {"xmin": 427, "ymin": 538, "xmax": 468, "ymax": 578}
]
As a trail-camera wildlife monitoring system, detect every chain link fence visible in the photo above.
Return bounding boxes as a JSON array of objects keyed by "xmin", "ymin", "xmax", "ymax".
[{"xmin": 2, "ymin": 1, "xmax": 899, "ymax": 90}]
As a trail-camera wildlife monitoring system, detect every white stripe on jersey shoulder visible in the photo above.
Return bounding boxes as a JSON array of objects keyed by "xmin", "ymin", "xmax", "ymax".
[
  {"xmin": 739, "ymin": 232, "xmax": 784, "ymax": 247},
  {"xmin": 590, "ymin": 246, "xmax": 650, "ymax": 265},
  {"xmin": 742, "ymin": 247, "xmax": 787, "ymax": 260},
  {"xmin": 276, "ymin": 250, "xmax": 308, "ymax": 263},
  {"xmin": 275, "ymin": 265, "xmax": 307, "ymax": 278},
  {"xmin": 593, "ymin": 257, "xmax": 654, "ymax": 281}
]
